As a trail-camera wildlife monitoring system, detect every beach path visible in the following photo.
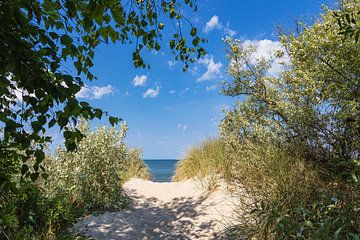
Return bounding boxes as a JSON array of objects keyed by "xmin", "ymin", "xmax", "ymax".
[{"xmin": 73, "ymin": 178, "xmax": 238, "ymax": 239}]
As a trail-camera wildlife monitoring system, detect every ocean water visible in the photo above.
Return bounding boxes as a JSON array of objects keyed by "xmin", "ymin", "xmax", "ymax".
[{"xmin": 144, "ymin": 159, "xmax": 179, "ymax": 182}]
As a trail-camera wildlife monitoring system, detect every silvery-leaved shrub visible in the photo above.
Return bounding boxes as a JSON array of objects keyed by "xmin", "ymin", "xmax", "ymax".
[{"xmin": 46, "ymin": 121, "xmax": 135, "ymax": 210}]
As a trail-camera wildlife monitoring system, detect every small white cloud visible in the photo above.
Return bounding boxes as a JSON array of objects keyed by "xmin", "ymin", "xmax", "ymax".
[
  {"xmin": 132, "ymin": 75, "xmax": 148, "ymax": 87},
  {"xmin": 241, "ymin": 39, "xmax": 290, "ymax": 75},
  {"xmin": 143, "ymin": 87, "xmax": 160, "ymax": 98},
  {"xmin": 197, "ymin": 55, "xmax": 223, "ymax": 82},
  {"xmin": 204, "ymin": 15, "xmax": 222, "ymax": 33},
  {"xmin": 167, "ymin": 60, "xmax": 177, "ymax": 68},
  {"xmin": 204, "ymin": 16, "xmax": 236, "ymax": 37},
  {"xmin": 177, "ymin": 123, "xmax": 188, "ymax": 132},
  {"xmin": 76, "ymin": 85, "xmax": 114, "ymax": 100},
  {"xmin": 169, "ymin": 90, "xmax": 176, "ymax": 94},
  {"xmin": 205, "ymin": 84, "xmax": 218, "ymax": 91},
  {"xmin": 224, "ymin": 22, "xmax": 236, "ymax": 37},
  {"xmin": 179, "ymin": 87, "xmax": 190, "ymax": 96}
]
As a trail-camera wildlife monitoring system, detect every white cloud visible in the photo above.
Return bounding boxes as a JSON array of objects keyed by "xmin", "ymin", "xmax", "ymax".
[
  {"xmin": 167, "ymin": 60, "xmax": 177, "ymax": 68},
  {"xmin": 169, "ymin": 90, "xmax": 176, "ymax": 94},
  {"xmin": 76, "ymin": 85, "xmax": 114, "ymax": 99},
  {"xmin": 177, "ymin": 123, "xmax": 188, "ymax": 132},
  {"xmin": 132, "ymin": 75, "xmax": 148, "ymax": 87},
  {"xmin": 205, "ymin": 84, "xmax": 218, "ymax": 91},
  {"xmin": 204, "ymin": 15, "xmax": 222, "ymax": 33},
  {"xmin": 143, "ymin": 87, "xmax": 160, "ymax": 98},
  {"xmin": 224, "ymin": 22, "xmax": 237, "ymax": 37},
  {"xmin": 197, "ymin": 55, "xmax": 223, "ymax": 82},
  {"xmin": 204, "ymin": 16, "xmax": 236, "ymax": 37},
  {"xmin": 241, "ymin": 39, "xmax": 290, "ymax": 75},
  {"xmin": 179, "ymin": 87, "xmax": 190, "ymax": 96}
]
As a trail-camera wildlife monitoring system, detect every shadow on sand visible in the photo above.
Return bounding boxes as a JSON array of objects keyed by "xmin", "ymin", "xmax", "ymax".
[{"xmin": 74, "ymin": 190, "xmax": 219, "ymax": 239}]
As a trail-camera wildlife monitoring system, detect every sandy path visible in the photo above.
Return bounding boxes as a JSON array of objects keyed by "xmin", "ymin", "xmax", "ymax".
[{"xmin": 73, "ymin": 178, "xmax": 238, "ymax": 239}]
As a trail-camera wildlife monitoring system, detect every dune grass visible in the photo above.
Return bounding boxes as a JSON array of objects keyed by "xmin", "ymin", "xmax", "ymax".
[
  {"xmin": 172, "ymin": 139, "xmax": 232, "ymax": 189},
  {"xmin": 174, "ymin": 138, "xmax": 359, "ymax": 239}
]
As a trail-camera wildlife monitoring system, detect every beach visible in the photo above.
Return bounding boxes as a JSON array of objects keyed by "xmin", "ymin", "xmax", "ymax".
[{"xmin": 73, "ymin": 178, "xmax": 238, "ymax": 239}]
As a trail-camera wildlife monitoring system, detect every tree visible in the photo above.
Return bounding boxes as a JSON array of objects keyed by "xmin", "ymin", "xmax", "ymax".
[
  {"xmin": 0, "ymin": 0, "xmax": 206, "ymax": 184},
  {"xmin": 221, "ymin": 0, "xmax": 359, "ymax": 177}
]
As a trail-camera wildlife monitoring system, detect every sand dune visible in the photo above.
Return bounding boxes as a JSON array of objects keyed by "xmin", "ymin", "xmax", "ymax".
[{"xmin": 73, "ymin": 178, "xmax": 238, "ymax": 239}]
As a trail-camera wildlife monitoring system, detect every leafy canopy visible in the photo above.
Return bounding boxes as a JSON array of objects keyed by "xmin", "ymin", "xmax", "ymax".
[{"xmin": 0, "ymin": 0, "xmax": 206, "ymax": 183}]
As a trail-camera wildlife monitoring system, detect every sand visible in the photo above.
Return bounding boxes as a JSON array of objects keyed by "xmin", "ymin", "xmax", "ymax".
[{"xmin": 73, "ymin": 178, "xmax": 238, "ymax": 239}]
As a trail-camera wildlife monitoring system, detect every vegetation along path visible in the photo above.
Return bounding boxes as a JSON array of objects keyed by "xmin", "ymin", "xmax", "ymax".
[{"xmin": 73, "ymin": 178, "xmax": 238, "ymax": 239}]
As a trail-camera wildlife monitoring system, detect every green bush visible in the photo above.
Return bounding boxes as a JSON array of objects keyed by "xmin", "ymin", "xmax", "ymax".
[
  {"xmin": 178, "ymin": 2, "xmax": 360, "ymax": 239},
  {"xmin": 119, "ymin": 148, "xmax": 151, "ymax": 185},
  {"xmin": 0, "ymin": 179, "xmax": 80, "ymax": 240},
  {"xmin": 1, "ymin": 120, "xmax": 150, "ymax": 239},
  {"xmin": 46, "ymin": 121, "xmax": 150, "ymax": 211}
]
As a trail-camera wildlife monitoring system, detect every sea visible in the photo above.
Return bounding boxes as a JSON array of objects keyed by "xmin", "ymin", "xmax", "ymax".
[{"xmin": 144, "ymin": 159, "xmax": 179, "ymax": 182}]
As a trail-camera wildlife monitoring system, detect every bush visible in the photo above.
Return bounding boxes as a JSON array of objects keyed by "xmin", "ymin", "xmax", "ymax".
[
  {"xmin": 221, "ymin": 140, "xmax": 359, "ymax": 239},
  {"xmin": 0, "ymin": 179, "xmax": 80, "ymax": 240},
  {"xmin": 177, "ymin": 3, "xmax": 360, "ymax": 238},
  {"xmin": 119, "ymin": 148, "xmax": 151, "ymax": 185},
  {"xmin": 45, "ymin": 121, "xmax": 150, "ymax": 211}
]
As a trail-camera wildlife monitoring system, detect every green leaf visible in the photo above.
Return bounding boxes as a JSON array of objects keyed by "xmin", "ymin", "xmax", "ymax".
[
  {"xmin": 21, "ymin": 164, "xmax": 29, "ymax": 175},
  {"xmin": 170, "ymin": 40, "xmax": 175, "ymax": 49},
  {"xmin": 60, "ymin": 35, "xmax": 73, "ymax": 46},
  {"xmin": 30, "ymin": 172, "xmax": 40, "ymax": 182},
  {"xmin": 190, "ymin": 28, "xmax": 197, "ymax": 37},
  {"xmin": 109, "ymin": 116, "xmax": 118, "ymax": 126},
  {"xmin": 48, "ymin": 118, "xmax": 56, "ymax": 128}
]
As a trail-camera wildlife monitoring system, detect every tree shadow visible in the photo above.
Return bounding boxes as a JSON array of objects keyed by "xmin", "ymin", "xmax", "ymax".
[{"xmin": 74, "ymin": 190, "xmax": 219, "ymax": 239}]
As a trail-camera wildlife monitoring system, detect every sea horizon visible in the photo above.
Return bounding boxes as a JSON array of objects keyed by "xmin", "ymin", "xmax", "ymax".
[{"xmin": 143, "ymin": 159, "xmax": 179, "ymax": 182}]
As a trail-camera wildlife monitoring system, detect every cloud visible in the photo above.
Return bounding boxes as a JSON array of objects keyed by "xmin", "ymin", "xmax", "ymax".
[
  {"xmin": 224, "ymin": 22, "xmax": 237, "ymax": 37},
  {"xmin": 143, "ymin": 87, "xmax": 160, "ymax": 98},
  {"xmin": 167, "ymin": 60, "xmax": 177, "ymax": 68},
  {"xmin": 241, "ymin": 39, "xmax": 290, "ymax": 75},
  {"xmin": 177, "ymin": 123, "xmax": 188, "ymax": 132},
  {"xmin": 203, "ymin": 15, "xmax": 222, "ymax": 33},
  {"xmin": 197, "ymin": 55, "xmax": 223, "ymax": 82},
  {"xmin": 203, "ymin": 16, "xmax": 236, "ymax": 37},
  {"xmin": 132, "ymin": 75, "xmax": 148, "ymax": 87},
  {"xmin": 169, "ymin": 90, "xmax": 176, "ymax": 94},
  {"xmin": 179, "ymin": 87, "xmax": 190, "ymax": 96},
  {"xmin": 205, "ymin": 84, "xmax": 218, "ymax": 91},
  {"xmin": 76, "ymin": 85, "xmax": 114, "ymax": 100}
]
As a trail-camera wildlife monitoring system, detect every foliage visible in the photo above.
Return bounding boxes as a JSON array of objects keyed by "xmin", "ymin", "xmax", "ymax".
[
  {"xmin": 0, "ymin": 179, "xmax": 81, "ymax": 240},
  {"xmin": 334, "ymin": 0, "xmax": 360, "ymax": 42},
  {"xmin": 176, "ymin": 1, "xmax": 360, "ymax": 239},
  {"xmin": 221, "ymin": 0, "xmax": 360, "ymax": 179},
  {"xmin": 220, "ymin": 140, "xmax": 359, "ymax": 239},
  {"xmin": 46, "ymin": 120, "xmax": 150, "ymax": 211},
  {"xmin": 119, "ymin": 148, "xmax": 151, "ymax": 185},
  {"xmin": 1, "ymin": 120, "xmax": 150, "ymax": 239},
  {"xmin": 218, "ymin": 1, "xmax": 360, "ymax": 238},
  {"xmin": 0, "ymin": 0, "xmax": 205, "ymax": 205},
  {"xmin": 1, "ymin": 0, "xmax": 204, "ymax": 237}
]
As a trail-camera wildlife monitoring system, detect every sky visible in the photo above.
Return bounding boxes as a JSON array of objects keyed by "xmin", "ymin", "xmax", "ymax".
[{"xmin": 51, "ymin": 0, "xmax": 336, "ymax": 159}]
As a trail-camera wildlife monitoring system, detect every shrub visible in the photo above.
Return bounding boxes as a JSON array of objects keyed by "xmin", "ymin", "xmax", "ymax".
[
  {"xmin": 215, "ymin": 1, "xmax": 360, "ymax": 238},
  {"xmin": 119, "ymin": 148, "xmax": 151, "ymax": 185},
  {"xmin": 45, "ymin": 121, "xmax": 150, "ymax": 211},
  {"xmin": 222, "ymin": 140, "xmax": 357, "ymax": 239},
  {"xmin": 0, "ymin": 178, "xmax": 80, "ymax": 240}
]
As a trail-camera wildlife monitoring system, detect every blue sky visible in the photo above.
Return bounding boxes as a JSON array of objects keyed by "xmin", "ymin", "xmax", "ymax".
[{"xmin": 52, "ymin": 0, "xmax": 336, "ymax": 159}]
